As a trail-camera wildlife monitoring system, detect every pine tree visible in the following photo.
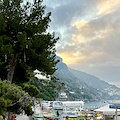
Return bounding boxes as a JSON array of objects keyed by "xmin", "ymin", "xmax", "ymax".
[{"xmin": 0, "ymin": 0, "xmax": 59, "ymax": 84}]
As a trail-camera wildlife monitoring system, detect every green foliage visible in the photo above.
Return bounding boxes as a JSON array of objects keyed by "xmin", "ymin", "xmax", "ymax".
[
  {"xmin": 30, "ymin": 76, "xmax": 64, "ymax": 101},
  {"xmin": 0, "ymin": 0, "xmax": 59, "ymax": 83},
  {"xmin": 0, "ymin": 79, "xmax": 33, "ymax": 116},
  {"xmin": 37, "ymin": 98, "xmax": 43, "ymax": 103},
  {"xmin": 0, "ymin": 0, "xmax": 59, "ymax": 116},
  {"xmin": 23, "ymin": 83, "xmax": 40, "ymax": 97}
]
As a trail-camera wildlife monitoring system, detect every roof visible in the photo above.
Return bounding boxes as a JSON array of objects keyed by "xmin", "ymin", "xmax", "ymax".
[
  {"xmin": 62, "ymin": 101, "xmax": 84, "ymax": 107},
  {"xmin": 34, "ymin": 69, "xmax": 41, "ymax": 74},
  {"xmin": 33, "ymin": 69, "xmax": 50, "ymax": 80},
  {"xmin": 60, "ymin": 92, "xmax": 67, "ymax": 95},
  {"xmin": 108, "ymin": 102, "xmax": 120, "ymax": 106},
  {"xmin": 94, "ymin": 104, "xmax": 120, "ymax": 115}
]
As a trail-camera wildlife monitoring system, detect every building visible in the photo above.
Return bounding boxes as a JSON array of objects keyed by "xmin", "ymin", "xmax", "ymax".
[
  {"xmin": 33, "ymin": 69, "xmax": 51, "ymax": 80},
  {"xmin": 59, "ymin": 92, "xmax": 68, "ymax": 101}
]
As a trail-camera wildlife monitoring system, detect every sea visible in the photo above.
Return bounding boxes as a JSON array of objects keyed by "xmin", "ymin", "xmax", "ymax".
[
  {"xmin": 84, "ymin": 101, "xmax": 108, "ymax": 109},
  {"xmin": 84, "ymin": 99, "xmax": 120, "ymax": 109}
]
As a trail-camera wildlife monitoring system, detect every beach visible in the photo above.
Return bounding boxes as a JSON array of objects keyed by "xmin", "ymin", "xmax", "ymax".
[{"xmin": 9, "ymin": 100, "xmax": 120, "ymax": 120}]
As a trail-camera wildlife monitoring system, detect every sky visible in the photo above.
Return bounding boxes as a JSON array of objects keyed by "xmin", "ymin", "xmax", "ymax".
[{"xmin": 42, "ymin": 0, "xmax": 120, "ymax": 87}]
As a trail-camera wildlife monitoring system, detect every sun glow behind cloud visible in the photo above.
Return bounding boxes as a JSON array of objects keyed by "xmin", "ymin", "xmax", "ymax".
[
  {"xmin": 60, "ymin": 15, "xmax": 120, "ymax": 66},
  {"xmin": 97, "ymin": 0, "xmax": 120, "ymax": 15}
]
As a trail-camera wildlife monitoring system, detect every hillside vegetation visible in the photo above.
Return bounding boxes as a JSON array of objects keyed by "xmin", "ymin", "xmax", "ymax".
[{"xmin": 30, "ymin": 76, "xmax": 65, "ymax": 101}]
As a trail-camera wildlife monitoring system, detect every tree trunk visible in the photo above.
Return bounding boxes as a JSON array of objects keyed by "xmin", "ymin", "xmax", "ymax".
[
  {"xmin": 7, "ymin": 54, "xmax": 18, "ymax": 119},
  {"xmin": 7, "ymin": 54, "xmax": 18, "ymax": 83}
]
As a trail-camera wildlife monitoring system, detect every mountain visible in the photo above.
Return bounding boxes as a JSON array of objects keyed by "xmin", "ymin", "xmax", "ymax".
[{"xmin": 55, "ymin": 56, "xmax": 120, "ymax": 101}]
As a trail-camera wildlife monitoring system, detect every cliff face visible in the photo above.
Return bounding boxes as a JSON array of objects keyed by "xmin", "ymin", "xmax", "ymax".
[{"xmin": 55, "ymin": 56, "xmax": 120, "ymax": 101}]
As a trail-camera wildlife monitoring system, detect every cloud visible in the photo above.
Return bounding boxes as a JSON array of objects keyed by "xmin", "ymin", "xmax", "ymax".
[
  {"xmin": 44, "ymin": 0, "xmax": 84, "ymax": 26},
  {"xmin": 56, "ymin": 17, "xmax": 120, "ymax": 87},
  {"xmin": 43, "ymin": 0, "xmax": 120, "ymax": 87},
  {"xmin": 43, "ymin": 0, "xmax": 120, "ymax": 67},
  {"xmin": 43, "ymin": 0, "xmax": 99, "ymax": 32},
  {"xmin": 97, "ymin": 0, "xmax": 120, "ymax": 15}
]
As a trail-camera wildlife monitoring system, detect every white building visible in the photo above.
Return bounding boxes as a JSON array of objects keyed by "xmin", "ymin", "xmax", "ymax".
[
  {"xmin": 59, "ymin": 92, "xmax": 68, "ymax": 101},
  {"xmin": 33, "ymin": 69, "xmax": 51, "ymax": 80}
]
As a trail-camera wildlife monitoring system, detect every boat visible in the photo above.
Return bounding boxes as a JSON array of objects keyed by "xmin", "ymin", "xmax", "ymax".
[
  {"xmin": 33, "ymin": 112, "xmax": 54, "ymax": 119},
  {"xmin": 33, "ymin": 114, "xmax": 63, "ymax": 119},
  {"xmin": 62, "ymin": 113, "xmax": 78, "ymax": 118},
  {"xmin": 44, "ymin": 115, "xmax": 63, "ymax": 119},
  {"xmin": 44, "ymin": 116, "xmax": 54, "ymax": 120},
  {"xmin": 95, "ymin": 113, "xmax": 102, "ymax": 119},
  {"xmin": 87, "ymin": 118, "xmax": 93, "ymax": 120},
  {"xmin": 95, "ymin": 113, "xmax": 102, "ymax": 117},
  {"xmin": 33, "ymin": 114, "xmax": 44, "ymax": 118},
  {"xmin": 87, "ymin": 113, "xmax": 93, "ymax": 117},
  {"xmin": 78, "ymin": 113, "xmax": 87, "ymax": 117}
]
